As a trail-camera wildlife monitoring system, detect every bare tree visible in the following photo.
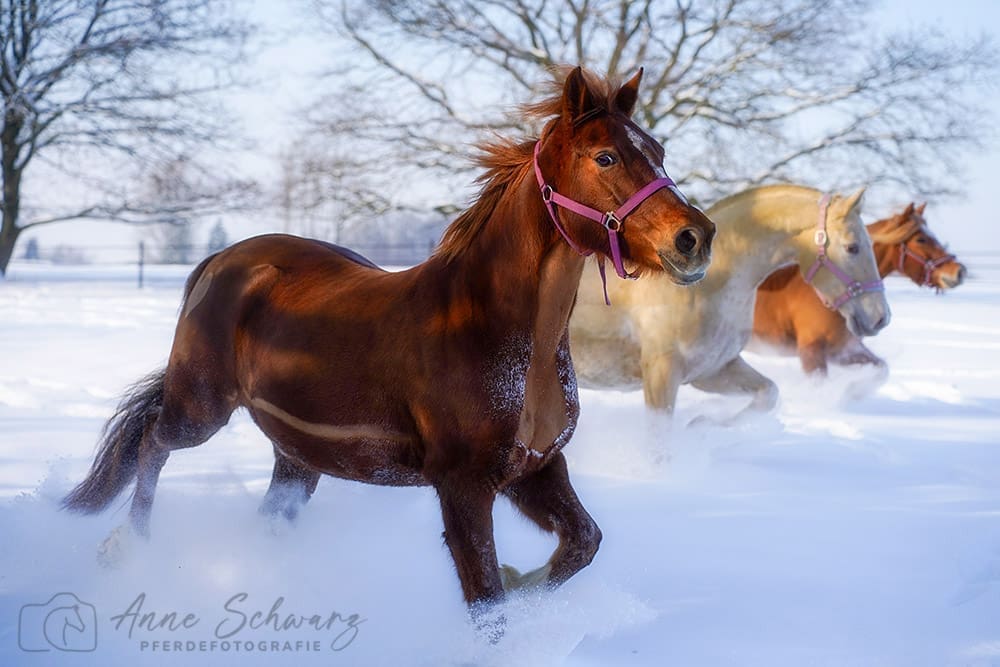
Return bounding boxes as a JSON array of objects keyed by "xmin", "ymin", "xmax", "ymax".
[
  {"xmin": 301, "ymin": 0, "xmax": 995, "ymax": 224},
  {"xmin": 0, "ymin": 0, "xmax": 252, "ymax": 275}
]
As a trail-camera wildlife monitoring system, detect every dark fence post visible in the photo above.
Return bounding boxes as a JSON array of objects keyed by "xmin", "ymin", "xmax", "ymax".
[{"xmin": 138, "ymin": 241, "xmax": 145, "ymax": 289}]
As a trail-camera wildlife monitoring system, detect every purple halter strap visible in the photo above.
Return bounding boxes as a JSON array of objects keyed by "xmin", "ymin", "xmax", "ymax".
[
  {"xmin": 532, "ymin": 141, "xmax": 675, "ymax": 305},
  {"xmin": 803, "ymin": 194, "xmax": 884, "ymax": 310},
  {"xmin": 897, "ymin": 233, "xmax": 955, "ymax": 287}
]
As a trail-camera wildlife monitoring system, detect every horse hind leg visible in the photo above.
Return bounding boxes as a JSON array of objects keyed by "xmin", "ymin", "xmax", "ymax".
[
  {"xmin": 689, "ymin": 355, "xmax": 778, "ymax": 426},
  {"xmin": 64, "ymin": 365, "xmax": 235, "ymax": 565},
  {"xmin": 500, "ymin": 452, "xmax": 601, "ymax": 592},
  {"xmin": 259, "ymin": 448, "xmax": 321, "ymax": 522}
]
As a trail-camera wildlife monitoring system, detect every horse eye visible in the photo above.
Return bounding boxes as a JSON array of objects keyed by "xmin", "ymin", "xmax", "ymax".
[
  {"xmin": 916, "ymin": 236, "xmax": 927, "ymax": 244},
  {"xmin": 846, "ymin": 243, "xmax": 860, "ymax": 255},
  {"xmin": 595, "ymin": 152, "xmax": 618, "ymax": 167}
]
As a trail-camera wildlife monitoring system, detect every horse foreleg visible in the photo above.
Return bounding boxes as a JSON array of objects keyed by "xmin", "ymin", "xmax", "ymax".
[
  {"xmin": 690, "ymin": 355, "xmax": 778, "ymax": 423},
  {"xmin": 640, "ymin": 350, "xmax": 681, "ymax": 412},
  {"xmin": 798, "ymin": 339, "xmax": 830, "ymax": 375},
  {"xmin": 835, "ymin": 336, "xmax": 886, "ymax": 369},
  {"xmin": 834, "ymin": 336, "xmax": 889, "ymax": 398},
  {"xmin": 501, "ymin": 452, "xmax": 601, "ymax": 591},
  {"xmin": 437, "ymin": 479, "xmax": 504, "ymax": 608},
  {"xmin": 259, "ymin": 447, "xmax": 321, "ymax": 522}
]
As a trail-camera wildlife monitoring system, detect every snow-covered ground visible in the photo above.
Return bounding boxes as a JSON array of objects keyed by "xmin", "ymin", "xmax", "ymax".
[{"xmin": 1, "ymin": 258, "xmax": 999, "ymax": 666}]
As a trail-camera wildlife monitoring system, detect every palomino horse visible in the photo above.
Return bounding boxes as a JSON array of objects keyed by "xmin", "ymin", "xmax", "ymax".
[
  {"xmin": 62, "ymin": 68, "xmax": 714, "ymax": 609},
  {"xmin": 570, "ymin": 184, "xmax": 889, "ymax": 417},
  {"xmin": 753, "ymin": 202, "xmax": 965, "ymax": 374}
]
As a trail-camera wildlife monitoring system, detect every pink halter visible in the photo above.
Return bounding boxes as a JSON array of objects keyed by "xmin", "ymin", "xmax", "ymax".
[
  {"xmin": 532, "ymin": 140, "xmax": 675, "ymax": 305},
  {"xmin": 897, "ymin": 232, "xmax": 955, "ymax": 287},
  {"xmin": 803, "ymin": 194, "xmax": 884, "ymax": 310}
]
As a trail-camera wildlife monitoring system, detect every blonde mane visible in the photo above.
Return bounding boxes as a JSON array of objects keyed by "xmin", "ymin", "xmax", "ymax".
[
  {"xmin": 868, "ymin": 206, "xmax": 923, "ymax": 244},
  {"xmin": 706, "ymin": 184, "xmax": 823, "ymax": 217}
]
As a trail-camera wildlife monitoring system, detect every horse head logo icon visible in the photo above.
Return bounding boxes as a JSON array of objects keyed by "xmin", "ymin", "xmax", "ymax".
[{"xmin": 18, "ymin": 592, "xmax": 97, "ymax": 652}]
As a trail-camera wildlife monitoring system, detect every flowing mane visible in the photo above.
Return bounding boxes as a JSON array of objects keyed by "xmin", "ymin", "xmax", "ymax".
[
  {"xmin": 434, "ymin": 68, "xmax": 628, "ymax": 263},
  {"xmin": 867, "ymin": 206, "xmax": 923, "ymax": 244},
  {"xmin": 433, "ymin": 139, "xmax": 537, "ymax": 263}
]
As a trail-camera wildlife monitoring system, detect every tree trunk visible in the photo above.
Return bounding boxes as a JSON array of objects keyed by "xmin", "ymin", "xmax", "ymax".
[
  {"xmin": 0, "ymin": 218, "xmax": 19, "ymax": 276},
  {"xmin": 1, "ymin": 109, "xmax": 25, "ymax": 277}
]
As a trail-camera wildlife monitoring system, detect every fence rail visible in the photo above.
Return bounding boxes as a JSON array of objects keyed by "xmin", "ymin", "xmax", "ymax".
[
  {"xmin": 14, "ymin": 242, "xmax": 1000, "ymax": 288},
  {"xmin": 19, "ymin": 239, "xmax": 440, "ymax": 287}
]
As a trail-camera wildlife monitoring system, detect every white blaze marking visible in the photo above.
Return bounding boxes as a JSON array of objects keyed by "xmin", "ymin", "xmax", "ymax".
[
  {"xmin": 625, "ymin": 126, "xmax": 666, "ymax": 178},
  {"xmin": 625, "ymin": 126, "xmax": 694, "ymax": 206}
]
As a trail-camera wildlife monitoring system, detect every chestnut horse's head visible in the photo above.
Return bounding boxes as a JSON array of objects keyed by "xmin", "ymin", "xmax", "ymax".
[
  {"xmin": 870, "ymin": 203, "xmax": 966, "ymax": 290},
  {"xmin": 801, "ymin": 188, "xmax": 891, "ymax": 337},
  {"xmin": 533, "ymin": 67, "xmax": 714, "ymax": 284}
]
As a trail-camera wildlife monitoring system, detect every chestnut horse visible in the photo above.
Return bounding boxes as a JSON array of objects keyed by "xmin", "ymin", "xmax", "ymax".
[
  {"xmin": 753, "ymin": 202, "xmax": 965, "ymax": 374},
  {"xmin": 62, "ymin": 68, "xmax": 714, "ymax": 609}
]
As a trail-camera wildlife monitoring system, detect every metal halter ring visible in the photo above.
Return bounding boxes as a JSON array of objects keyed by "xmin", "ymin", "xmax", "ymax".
[
  {"xmin": 540, "ymin": 184, "xmax": 554, "ymax": 203},
  {"xmin": 602, "ymin": 212, "xmax": 623, "ymax": 232}
]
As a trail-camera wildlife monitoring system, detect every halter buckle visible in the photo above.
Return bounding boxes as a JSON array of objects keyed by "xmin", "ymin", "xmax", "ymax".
[
  {"xmin": 602, "ymin": 212, "xmax": 623, "ymax": 232},
  {"xmin": 847, "ymin": 282, "xmax": 863, "ymax": 297},
  {"xmin": 814, "ymin": 230, "xmax": 828, "ymax": 247},
  {"xmin": 540, "ymin": 184, "xmax": 554, "ymax": 204}
]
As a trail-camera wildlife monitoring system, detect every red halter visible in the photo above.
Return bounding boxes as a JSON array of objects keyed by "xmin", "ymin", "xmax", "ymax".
[
  {"xmin": 897, "ymin": 231, "xmax": 955, "ymax": 287},
  {"xmin": 532, "ymin": 141, "xmax": 676, "ymax": 305},
  {"xmin": 803, "ymin": 194, "xmax": 884, "ymax": 310}
]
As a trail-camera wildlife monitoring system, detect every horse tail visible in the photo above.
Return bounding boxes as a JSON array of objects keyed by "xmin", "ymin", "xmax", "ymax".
[{"xmin": 62, "ymin": 368, "xmax": 166, "ymax": 514}]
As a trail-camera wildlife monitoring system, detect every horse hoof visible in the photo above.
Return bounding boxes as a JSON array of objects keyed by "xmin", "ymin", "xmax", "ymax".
[
  {"xmin": 499, "ymin": 563, "xmax": 551, "ymax": 591},
  {"xmin": 469, "ymin": 601, "xmax": 506, "ymax": 644},
  {"xmin": 685, "ymin": 414, "xmax": 716, "ymax": 429},
  {"xmin": 97, "ymin": 526, "xmax": 131, "ymax": 568}
]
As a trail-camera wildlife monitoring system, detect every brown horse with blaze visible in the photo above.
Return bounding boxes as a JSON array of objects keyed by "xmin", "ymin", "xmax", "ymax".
[
  {"xmin": 753, "ymin": 202, "xmax": 965, "ymax": 374},
  {"xmin": 62, "ymin": 67, "xmax": 714, "ymax": 612}
]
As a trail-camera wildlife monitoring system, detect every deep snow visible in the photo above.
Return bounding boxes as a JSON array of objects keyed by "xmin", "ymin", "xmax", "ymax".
[{"xmin": 1, "ymin": 258, "xmax": 999, "ymax": 666}]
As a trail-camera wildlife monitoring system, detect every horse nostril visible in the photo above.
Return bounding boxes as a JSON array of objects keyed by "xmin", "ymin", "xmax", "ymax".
[
  {"xmin": 675, "ymin": 228, "xmax": 699, "ymax": 257},
  {"xmin": 956, "ymin": 265, "xmax": 967, "ymax": 285},
  {"xmin": 874, "ymin": 314, "xmax": 888, "ymax": 332}
]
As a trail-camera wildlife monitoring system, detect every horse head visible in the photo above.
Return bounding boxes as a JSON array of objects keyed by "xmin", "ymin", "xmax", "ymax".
[
  {"xmin": 799, "ymin": 187, "xmax": 891, "ymax": 337},
  {"xmin": 878, "ymin": 202, "xmax": 966, "ymax": 290},
  {"xmin": 533, "ymin": 67, "xmax": 714, "ymax": 285}
]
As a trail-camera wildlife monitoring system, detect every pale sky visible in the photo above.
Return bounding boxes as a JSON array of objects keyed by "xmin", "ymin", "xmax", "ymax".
[{"xmin": 21, "ymin": 0, "xmax": 1000, "ymax": 261}]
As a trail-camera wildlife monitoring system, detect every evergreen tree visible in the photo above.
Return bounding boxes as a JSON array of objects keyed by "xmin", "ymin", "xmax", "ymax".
[{"xmin": 207, "ymin": 221, "xmax": 229, "ymax": 253}]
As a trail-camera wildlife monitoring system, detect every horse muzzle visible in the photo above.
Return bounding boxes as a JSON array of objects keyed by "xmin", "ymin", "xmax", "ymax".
[
  {"xmin": 658, "ymin": 215, "xmax": 714, "ymax": 285},
  {"xmin": 937, "ymin": 263, "xmax": 967, "ymax": 290}
]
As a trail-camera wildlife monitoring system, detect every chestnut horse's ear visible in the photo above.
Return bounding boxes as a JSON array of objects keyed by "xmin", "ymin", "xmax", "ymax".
[
  {"xmin": 903, "ymin": 202, "xmax": 915, "ymax": 217},
  {"xmin": 562, "ymin": 66, "xmax": 600, "ymax": 123},
  {"xmin": 842, "ymin": 187, "xmax": 866, "ymax": 213},
  {"xmin": 614, "ymin": 68, "xmax": 644, "ymax": 117},
  {"xmin": 916, "ymin": 202, "xmax": 927, "ymax": 215}
]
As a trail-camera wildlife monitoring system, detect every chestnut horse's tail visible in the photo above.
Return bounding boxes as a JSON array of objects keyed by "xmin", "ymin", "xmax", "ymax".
[{"xmin": 61, "ymin": 368, "xmax": 166, "ymax": 514}]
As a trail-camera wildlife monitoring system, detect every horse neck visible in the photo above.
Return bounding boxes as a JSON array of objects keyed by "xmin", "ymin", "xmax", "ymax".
[
  {"xmin": 867, "ymin": 217, "xmax": 906, "ymax": 279},
  {"xmin": 871, "ymin": 239, "xmax": 900, "ymax": 279},
  {"xmin": 706, "ymin": 188, "xmax": 824, "ymax": 284},
  {"xmin": 430, "ymin": 174, "xmax": 585, "ymax": 340}
]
